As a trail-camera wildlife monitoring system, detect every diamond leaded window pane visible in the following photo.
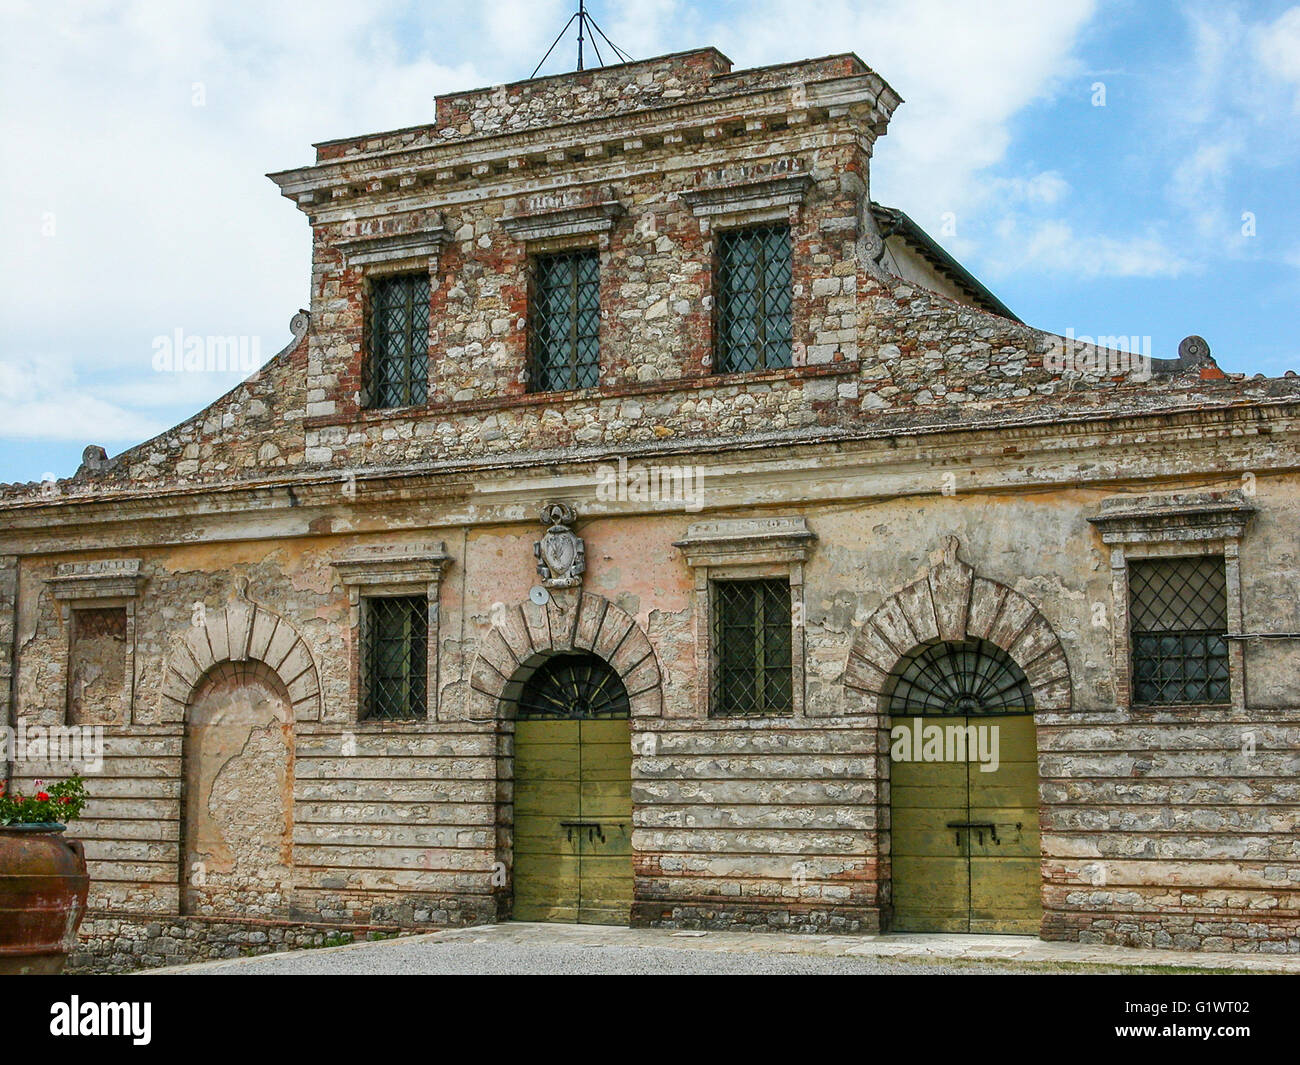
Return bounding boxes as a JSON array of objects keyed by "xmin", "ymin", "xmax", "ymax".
[
  {"xmin": 362, "ymin": 595, "xmax": 427, "ymax": 720},
  {"xmin": 1129, "ymin": 556, "xmax": 1229, "ymax": 705},
  {"xmin": 710, "ymin": 578, "xmax": 793, "ymax": 717},
  {"xmin": 529, "ymin": 250, "xmax": 600, "ymax": 392},
  {"xmin": 365, "ymin": 273, "xmax": 430, "ymax": 409},
  {"xmin": 715, "ymin": 225, "xmax": 793, "ymax": 374}
]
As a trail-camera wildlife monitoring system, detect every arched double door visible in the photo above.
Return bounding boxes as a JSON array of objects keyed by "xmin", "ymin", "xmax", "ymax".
[
  {"xmin": 888, "ymin": 639, "xmax": 1042, "ymax": 933},
  {"xmin": 512, "ymin": 653, "xmax": 633, "ymax": 925}
]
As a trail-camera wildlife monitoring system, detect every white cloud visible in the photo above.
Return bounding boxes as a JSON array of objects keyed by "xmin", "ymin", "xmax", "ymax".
[
  {"xmin": 992, "ymin": 171, "xmax": 1071, "ymax": 207},
  {"xmin": 986, "ymin": 219, "xmax": 1192, "ymax": 280},
  {"xmin": 701, "ymin": 0, "xmax": 1097, "ymax": 219},
  {"xmin": 1256, "ymin": 6, "xmax": 1300, "ymax": 111},
  {"xmin": 0, "ymin": 354, "xmax": 164, "ymax": 442}
]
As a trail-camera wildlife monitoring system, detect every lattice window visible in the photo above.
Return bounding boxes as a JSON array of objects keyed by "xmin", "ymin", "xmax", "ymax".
[
  {"xmin": 710, "ymin": 578, "xmax": 793, "ymax": 717},
  {"xmin": 529, "ymin": 250, "xmax": 600, "ymax": 392},
  {"xmin": 517, "ymin": 653, "xmax": 630, "ymax": 720},
  {"xmin": 887, "ymin": 639, "xmax": 1035, "ymax": 716},
  {"xmin": 361, "ymin": 596, "xmax": 428, "ymax": 720},
  {"xmin": 365, "ymin": 273, "xmax": 430, "ymax": 409},
  {"xmin": 1129, "ymin": 556, "xmax": 1229, "ymax": 705},
  {"xmin": 715, "ymin": 225, "xmax": 793, "ymax": 374}
]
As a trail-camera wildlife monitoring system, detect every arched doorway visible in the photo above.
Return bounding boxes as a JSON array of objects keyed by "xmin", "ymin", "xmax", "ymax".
[
  {"xmin": 512, "ymin": 652, "xmax": 633, "ymax": 925},
  {"xmin": 887, "ymin": 638, "xmax": 1041, "ymax": 933},
  {"xmin": 181, "ymin": 660, "xmax": 294, "ymax": 917}
]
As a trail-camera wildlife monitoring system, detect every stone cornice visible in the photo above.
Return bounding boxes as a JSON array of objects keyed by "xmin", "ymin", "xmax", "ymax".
[
  {"xmin": 2, "ymin": 398, "xmax": 1298, "ymax": 547},
  {"xmin": 336, "ymin": 226, "xmax": 452, "ymax": 268},
  {"xmin": 500, "ymin": 198, "xmax": 625, "ymax": 242},
  {"xmin": 680, "ymin": 173, "xmax": 813, "ymax": 217},
  {"xmin": 268, "ymin": 74, "xmax": 894, "ymax": 216}
]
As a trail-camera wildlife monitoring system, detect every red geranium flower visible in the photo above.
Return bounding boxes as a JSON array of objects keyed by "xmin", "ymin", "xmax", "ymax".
[
  {"xmin": 58, "ymin": 796, "xmax": 71, "ymax": 804},
  {"xmin": 36, "ymin": 791, "xmax": 50, "ymax": 801}
]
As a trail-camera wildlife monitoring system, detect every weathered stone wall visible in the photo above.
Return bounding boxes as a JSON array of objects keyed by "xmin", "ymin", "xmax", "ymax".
[
  {"xmin": 70, "ymin": 912, "xmax": 409, "ymax": 973},
  {"xmin": 0, "ymin": 49, "xmax": 1297, "ymax": 959},
  {"xmin": 6, "ymin": 440, "xmax": 1297, "ymax": 952}
]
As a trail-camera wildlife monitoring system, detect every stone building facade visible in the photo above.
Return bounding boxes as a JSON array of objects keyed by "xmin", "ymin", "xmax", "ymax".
[{"xmin": 2, "ymin": 48, "xmax": 1298, "ymax": 968}]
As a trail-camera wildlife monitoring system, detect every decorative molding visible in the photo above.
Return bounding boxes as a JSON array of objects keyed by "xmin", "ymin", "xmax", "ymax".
[
  {"xmin": 1089, "ymin": 489, "xmax": 1255, "ymax": 545},
  {"xmin": 332, "ymin": 542, "xmax": 453, "ymax": 596},
  {"xmin": 842, "ymin": 537, "xmax": 1071, "ymax": 715},
  {"xmin": 158, "ymin": 590, "xmax": 322, "ymax": 724},
  {"xmin": 465, "ymin": 591, "xmax": 663, "ymax": 721},
  {"xmin": 337, "ymin": 225, "xmax": 451, "ymax": 268},
  {"xmin": 1091, "ymin": 491, "xmax": 1251, "ymax": 712},
  {"xmin": 501, "ymin": 199, "xmax": 625, "ymax": 242},
  {"xmin": 674, "ymin": 516, "xmax": 815, "ymax": 568},
  {"xmin": 676, "ymin": 516, "xmax": 813, "ymax": 718},
  {"xmin": 47, "ymin": 558, "xmax": 146, "ymax": 603},
  {"xmin": 533, "ymin": 504, "xmax": 585, "ymax": 588},
  {"xmin": 680, "ymin": 173, "xmax": 812, "ymax": 218}
]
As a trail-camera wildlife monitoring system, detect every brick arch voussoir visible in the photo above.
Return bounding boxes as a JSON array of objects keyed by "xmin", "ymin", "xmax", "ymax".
[
  {"xmin": 467, "ymin": 591, "xmax": 663, "ymax": 721},
  {"xmin": 159, "ymin": 598, "xmax": 322, "ymax": 725},
  {"xmin": 843, "ymin": 539, "xmax": 1071, "ymax": 714}
]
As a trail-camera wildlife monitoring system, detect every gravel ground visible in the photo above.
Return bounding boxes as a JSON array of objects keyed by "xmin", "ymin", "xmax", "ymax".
[{"xmin": 164, "ymin": 933, "xmax": 1020, "ymax": 976}]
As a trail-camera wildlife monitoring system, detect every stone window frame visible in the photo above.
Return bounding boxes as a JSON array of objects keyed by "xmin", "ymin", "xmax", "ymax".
[
  {"xmin": 332, "ymin": 543, "xmax": 452, "ymax": 727},
  {"xmin": 360, "ymin": 265, "xmax": 436, "ymax": 411},
  {"xmin": 502, "ymin": 195, "xmax": 625, "ymax": 395},
  {"xmin": 1090, "ymin": 491, "xmax": 1254, "ymax": 712},
  {"xmin": 681, "ymin": 172, "xmax": 811, "ymax": 378},
  {"xmin": 46, "ymin": 558, "xmax": 146, "ymax": 726},
  {"xmin": 674, "ymin": 517, "xmax": 816, "ymax": 719},
  {"xmin": 340, "ymin": 220, "xmax": 450, "ymax": 414},
  {"xmin": 525, "ymin": 245, "xmax": 602, "ymax": 394}
]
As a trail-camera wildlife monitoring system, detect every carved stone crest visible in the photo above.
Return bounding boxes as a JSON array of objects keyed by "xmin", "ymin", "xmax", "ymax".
[{"xmin": 534, "ymin": 503, "xmax": 585, "ymax": 588}]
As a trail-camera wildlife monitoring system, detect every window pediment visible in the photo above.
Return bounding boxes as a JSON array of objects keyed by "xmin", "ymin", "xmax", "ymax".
[
  {"xmin": 675, "ymin": 516, "xmax": 815, "ymax": 569},
  {"xmin": 1089, "ymin": 489, "xmax": 1255, "ymax": 545},
  {"xmin": 338, "ymin": 225, "xmax": 451, "ymax": 268},
  {"xmin": 501, "ymin": 199, "xmax": 625, "ymax": 242},
  {"xmin": 680, "ymin": 173, "xmax": 812, "ymax": 219}
]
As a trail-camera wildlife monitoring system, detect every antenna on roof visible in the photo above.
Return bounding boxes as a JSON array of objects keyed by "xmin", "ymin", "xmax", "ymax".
[{"xmin": 530, "ymin": 1, "xmax": 633, "ymax": 79}]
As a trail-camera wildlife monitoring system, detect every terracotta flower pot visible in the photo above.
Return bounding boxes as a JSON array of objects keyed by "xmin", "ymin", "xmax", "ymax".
[{"xmin": 0, "ymin": 823, "xmax": 90, "ymax": 974}]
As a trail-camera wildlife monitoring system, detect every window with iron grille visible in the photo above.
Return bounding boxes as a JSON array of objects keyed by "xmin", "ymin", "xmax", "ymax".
[
  {"xmin": 715, "ymin": 224, "xmax": 793, "ymax": 374},
  {"xmin": 528, "ymin": 249, "xmax": 600, "ymax": 392},
  {"xmin": 710, "ymin": 578, "xmax": 794, "ymax": 717},
  {"xmin": 1129, "ymin": 556, "xmax": 1229, "ymax": 705},
  {"xmin": 361, "ymin": 595, "xmax": 428, "ymax": 720},
  {"xmin": 365, "ymin": 273, "xmax": 430, "ymax": 409}
]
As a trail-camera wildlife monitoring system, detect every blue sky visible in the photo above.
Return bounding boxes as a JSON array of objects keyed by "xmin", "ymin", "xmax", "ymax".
[{"xmin": 1, "ymin": 0, "xmax": 1297, "ymax": 484}]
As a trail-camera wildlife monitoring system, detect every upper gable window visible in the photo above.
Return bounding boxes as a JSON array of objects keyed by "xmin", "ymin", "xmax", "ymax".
[
  {"xmin": 1129, "ymin": 556, "xmax": 1229, "ymax": 706},
  {"xmin": 715, "ymin": 224, "xmax": 793, "ymax": 374},
  {"xmin": 528, "ymin": 249, "xmax": 600, "ymax": 393},
  {"xmin": 365, "ymin": 273, "xmax": 430, "ymax": 409}
]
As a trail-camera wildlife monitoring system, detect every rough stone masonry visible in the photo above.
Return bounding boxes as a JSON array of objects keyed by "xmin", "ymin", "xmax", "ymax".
[{"xmin": 1, "ymin": 48, "xmax": 1298, "ymax": 971}]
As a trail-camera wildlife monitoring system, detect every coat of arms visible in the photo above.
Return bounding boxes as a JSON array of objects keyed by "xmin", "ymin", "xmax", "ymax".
[{"xmin": 534, "ymin": 502, "xmax": 585, "ymax": 588}]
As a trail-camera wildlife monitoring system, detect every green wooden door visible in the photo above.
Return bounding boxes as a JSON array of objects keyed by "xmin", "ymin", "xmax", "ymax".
[
  {"xmin": 512, "ymin": 655, "xmax": 633, "ymax": 926},
  {"xmin": 968, "ymin": 714, "xmax": 1041, "ymax": 933},
  {"xmin": 891, "ymin": 713, "xmax": 1041, "ymax": 933},
  {"xmin": 891, "ymin": 741, "xmax": 971, "ymax": 932},
  {"xmin": 513, "ymin": 718, "xmax": 583, "ymax": 923}
]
